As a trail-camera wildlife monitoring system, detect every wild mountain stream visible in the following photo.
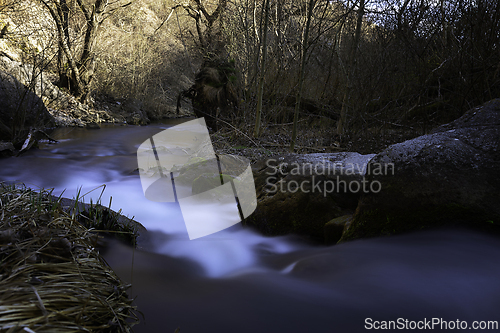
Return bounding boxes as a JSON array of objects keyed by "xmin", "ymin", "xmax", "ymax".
[{"xmin": 1, "ymin": 121, "xmax": 499, "ymax": 332}]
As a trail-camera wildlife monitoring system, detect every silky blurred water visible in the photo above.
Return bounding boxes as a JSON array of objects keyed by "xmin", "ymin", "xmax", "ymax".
[{"xmin": 1, "ymin": 122, "xmax": 499, "ymax": 332}]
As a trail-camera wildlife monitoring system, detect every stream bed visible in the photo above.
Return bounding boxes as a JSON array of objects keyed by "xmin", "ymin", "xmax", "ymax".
[{"xmin": 1, "ymin": 122, "xmax": 499, "ymax": 332}]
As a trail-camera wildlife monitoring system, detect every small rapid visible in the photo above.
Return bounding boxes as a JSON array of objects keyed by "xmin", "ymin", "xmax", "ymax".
[{"xmin": 0, "ymin": 122, "xmax": 312, "ymax": 277}]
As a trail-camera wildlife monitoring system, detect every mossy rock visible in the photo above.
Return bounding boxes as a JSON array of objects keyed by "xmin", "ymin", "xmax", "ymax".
[
  {"xmin": 324, "ymin": 214, "xmax": 352, "ymax": 244},
  {"xmin": 340, "ymin": 99, "xmax": 500, "ymax": 242},
  {"xmin": 246, "ymin": 153, "xmax": 374, "ymax": 241}
]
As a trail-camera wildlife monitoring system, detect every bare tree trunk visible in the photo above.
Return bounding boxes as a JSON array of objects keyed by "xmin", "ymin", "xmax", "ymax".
[
  {"xmin": 41, "ymin": 0, "xmax": 110, "ymax": 103},
  {"xmin": 183, "ymin": 0, "xmax": 228, "ymax": 59},
  {"xmin": 337, "ymin": 0, "xmax": 365, "ymax": 136},
  {"xmin": 41, "ymin": 0, "xmax": 86, "ymax": 99},
  {"xmin": 77, "ymin": 0, "xmax": 108, "ymax": 102},
  {"xmin": 290, "ymin": 0, "xmax": 316, "ymax": 151},
  {"xmin": 253, "ymin": 0, "xmax": 270, "ymax": 138},
  {"xmin": 249, "ymin": 0, "xmax": 261, "ymax": 93},
  {"xmin": 57, "ymin": 0, "xmax": 70, "ymax": 89}
]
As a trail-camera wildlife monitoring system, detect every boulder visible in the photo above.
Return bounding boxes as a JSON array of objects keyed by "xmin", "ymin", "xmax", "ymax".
[
  {"xmin": 0, "ymin": 56, "xmax": 63, "ymax": 108},
  {"xmin": 0, "ymin": 57, "xmax": 117, "ymax": 128},
  {"xmin": 341, "ymin": 99, "xmax": 500, "ymax": 241},
  {"xmin": 246, "ymin": 152, "xmax": 376, "ymax": 241},
  {"xmin": 0, "ymin": 141, "xmax": 15, "ymax": 157},
  {"xmin": 0, "ymin": 69, "xmax": 54, "ymax": 142}
]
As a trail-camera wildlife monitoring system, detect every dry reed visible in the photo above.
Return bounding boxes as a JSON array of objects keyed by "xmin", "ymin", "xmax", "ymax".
[{"xmin": 0, "ymin": 183, "xmax": 139, "ymax": 332}]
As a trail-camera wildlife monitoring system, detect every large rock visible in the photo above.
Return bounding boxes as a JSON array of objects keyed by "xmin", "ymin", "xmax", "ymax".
[
  {"xmin": 0, "ymin": 69, "xmax": 55, "ymax": 141},
  {"xmin": 341, "ymin": 99, "xmax": 500, "ymax": 241},
  {"xmin": 0, "ymin": 56, "xmax": 118, "ymax": 128},
  {"xmin": 0, "ymin": 57, "xmax": 62, "ymax": 104},
  {"xmin": 246, "ymin": 152, "xmax": 376, "ymax": 241}
]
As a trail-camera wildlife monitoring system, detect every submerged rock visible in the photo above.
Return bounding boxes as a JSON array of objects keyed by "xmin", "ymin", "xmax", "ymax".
[
  {"xmin": 246, "ymin": 152, "xmax": 375, "ymax": 241},
  {"xmin": 341, "ymin": 99, "xmax": 500, "ymax": 241}
]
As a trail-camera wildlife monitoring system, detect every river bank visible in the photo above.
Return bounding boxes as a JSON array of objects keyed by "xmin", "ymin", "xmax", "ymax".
[
  {"xmin": 0, "ymin": 51, "xmax": 157, "ymax": 157},
  {"xmin": 0, "ymin": 183, "xmax": 140, "ymax": 332}
]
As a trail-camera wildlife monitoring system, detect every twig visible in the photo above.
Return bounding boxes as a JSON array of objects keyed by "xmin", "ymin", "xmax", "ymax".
[
  {"xmin": 214, "ymin": 117, "xmax": 263, "ymax": 149},
  {"xmin": 153, "ymin": 5, "xmax": 181, "ymax": 34},
  {"xmin": 35, "ymin": 129, "xmax": 59, "ymax": 143},
  {"xmin": 266, "ymin": 119, "xmax": 307, "ymax": 127},
  {"xmin": 364, "ymin": 113, "xmax": 414, "ymax": 129},
  {"xmin": 261, "ymin": 142, "xmax": 344, "ymax": 152}
]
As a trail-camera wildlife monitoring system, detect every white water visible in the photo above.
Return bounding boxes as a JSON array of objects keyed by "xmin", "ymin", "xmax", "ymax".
[
  {"xmin": 2, "ymin": 122, "xmax": 500, "ymax": 333},
  {"xmin": 0, "ymin": 123, "xmax": 309, "ymax": 277}
]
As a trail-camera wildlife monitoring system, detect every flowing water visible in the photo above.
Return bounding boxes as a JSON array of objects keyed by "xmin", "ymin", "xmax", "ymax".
[{"xmin": 1, "ymin": 122, "xmax": 500, "ymax": 332}]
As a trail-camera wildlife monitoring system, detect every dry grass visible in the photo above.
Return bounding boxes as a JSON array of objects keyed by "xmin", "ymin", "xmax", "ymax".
[{"xmin": 0, "ymin": 183, "xmax": 139, "ymax": 332}]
